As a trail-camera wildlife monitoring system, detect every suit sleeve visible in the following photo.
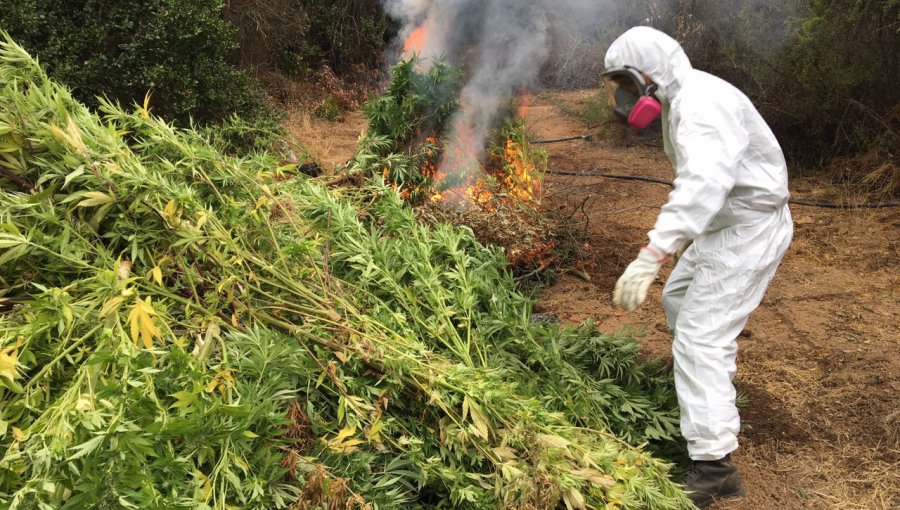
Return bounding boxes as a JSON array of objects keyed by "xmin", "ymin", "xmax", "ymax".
[{"xmin": 648, "ymin": 99, "xmax": 748, "ymax": 254}]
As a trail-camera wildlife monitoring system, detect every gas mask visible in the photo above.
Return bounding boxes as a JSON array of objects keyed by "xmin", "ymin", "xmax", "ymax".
[{"xmin": 601, "ymin": 66, "xmax": 662, "ymax": 129}]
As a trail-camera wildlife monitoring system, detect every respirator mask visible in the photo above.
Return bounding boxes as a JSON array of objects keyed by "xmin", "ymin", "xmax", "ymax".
[{"xmin": 601, "ymin": 66, "xmax": 662, "ymax": 129}]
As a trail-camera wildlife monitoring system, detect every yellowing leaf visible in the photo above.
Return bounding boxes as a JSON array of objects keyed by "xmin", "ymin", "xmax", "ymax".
[
  {"xmin": 128, "ymin": 298, "xmax": 162, "ymax": 349},
  {"xmin": 333, "ymin": 426, "xmax": 355, "ymax": 443},
  {"xmin": 492, "ymin": 446, "xmax": 519, "ymax": 461},
  {"xmin": 164, "ymin": 200, "xmax": 176, "ymax": 218},
  {"xmin": 12, "ymin": 426, "xmax": 26, "ymax": 442},
  {"xmin": 233, "ymin": 455, "xmax": 250, "ymax": 473},
  {"xmin": 205, "ymin": 368, "xmax": 237, "ymax": 396},
  {"xmin": 194, "ymin": 469, "xmax": 212, "ymax": 500},
  {"xmin": 151, "ymin": 266, "xmax": 163, "ymax": 286},
  {"xmin": 326, "ymin": 426, "xmax": 363, "ymax": 453},
  {"xmin": 536, "ymin": 433, "xmax": 571, "ymax": 449},
  {"xmin": 100, "ymin": 296, "xmax": 125, "ymax": 317},
  {"xmin": 467, "ymin": 402, "xmax": 491, "ymax": 440},
  {"xmin": 140, "ymin": 92, "xmax": 152, "ymax": 119},
  {"xmin": 76, "ymin": 191, "xmax": 116, "ymax": 208},
  {"xmin": 366, "ymin": 419, "xmax": 384, "ymax": 443},
  {"xmin": 572, "ymin": 468, "xmax": 616, "ymax": 489},
  {"xmin": 65, "ymin": 116, "xmax": 88, "ymax": 155},
  {"xmin": 0, "ymin": 346, "xmax": 18, "ymax": 381},
  {"xmin": 562, "ymin": 487, "xmax": 586, "ymax": 510}
]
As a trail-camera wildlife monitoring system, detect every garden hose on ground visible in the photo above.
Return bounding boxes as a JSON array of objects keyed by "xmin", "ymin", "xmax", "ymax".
[
  {"xmin": 533, "ymin": 133, "xmax": 595, "ymax": 144},
  {"xmin": 545, "ymin": 169, "xmax": 900, "ymax": 210}
]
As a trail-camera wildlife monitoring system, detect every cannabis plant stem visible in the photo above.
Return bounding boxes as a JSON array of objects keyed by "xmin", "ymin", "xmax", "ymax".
[{"xmin": 23, "ymin": 322, "xmax": 104, "ymax": 391}]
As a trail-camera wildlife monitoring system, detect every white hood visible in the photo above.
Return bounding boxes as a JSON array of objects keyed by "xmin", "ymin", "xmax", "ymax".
[{"xmin": 604, "ymin": 27, "xmax": 692, "ymax": 100}]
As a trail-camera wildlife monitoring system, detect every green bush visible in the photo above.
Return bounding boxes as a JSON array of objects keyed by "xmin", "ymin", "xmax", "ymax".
[
  {"xmin": 0, "ymin": 0, "xmax": 266, "ymax": 124},
  {"xmin": 225, "ymin": 0, "xmax": 394, "ymax": 76},
  {"xmin": 667, "ymin": 0, "xmax": 900, "ymax": 164}
]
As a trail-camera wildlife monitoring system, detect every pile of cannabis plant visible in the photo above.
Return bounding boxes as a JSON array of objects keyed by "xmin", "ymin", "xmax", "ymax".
[{"xmin": 0, "ymin": 35, "xmax": 692, "ymax": 510}]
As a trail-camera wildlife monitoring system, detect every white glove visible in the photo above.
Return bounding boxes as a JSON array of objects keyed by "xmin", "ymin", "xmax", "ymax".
[{"xmin": 613, "ymin": 246, "xmax": 668, "ymax": 311}]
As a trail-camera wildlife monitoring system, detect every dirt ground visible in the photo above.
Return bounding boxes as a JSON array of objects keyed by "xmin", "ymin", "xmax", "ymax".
[
  {"xmin": 528, "ymin": 91, "xmax": 900, "ymax": 510},
  {"xmin": 289, "ymin": 90, "xmax": 899, "ymax": 509}
]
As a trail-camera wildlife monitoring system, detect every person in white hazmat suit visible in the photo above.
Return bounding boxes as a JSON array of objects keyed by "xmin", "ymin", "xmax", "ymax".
[{"xmin": 603, "ymin": 27, "xmax": 793, "ymax": 507}]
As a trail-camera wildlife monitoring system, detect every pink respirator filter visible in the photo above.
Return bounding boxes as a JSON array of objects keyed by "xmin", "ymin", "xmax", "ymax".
[{"xmin": 628, "ymin": 96, "xmax": 662, "ymax": 129}]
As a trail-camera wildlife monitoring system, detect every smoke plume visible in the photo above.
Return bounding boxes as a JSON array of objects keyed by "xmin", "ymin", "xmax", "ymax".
[
  {"xmin": 380, "ymin": 0, "xmax": 801, "ymax": 181},
  {"xmin": 381, "ymin": 0, "xmax": 619, "ymax": 180}
]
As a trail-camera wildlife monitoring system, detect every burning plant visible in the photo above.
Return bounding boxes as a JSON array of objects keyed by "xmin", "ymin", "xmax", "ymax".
[
  {"xmin": 363, "ymin": 58, "xmax": 545, "ymax": 211},
  {"xmin": 357, "ymin": 58, "xmax": 553, "ymax": 271}
]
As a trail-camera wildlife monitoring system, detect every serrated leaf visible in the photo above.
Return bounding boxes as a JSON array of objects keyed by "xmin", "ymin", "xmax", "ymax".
[
  {"xmin": 68, "ymin": 434, "xmax": 105, "ymax": 460},
  {"xmin": 100, "ymin": 296, "xmax": 125, "ymax": 317},
  {"xmin": 151, "ymin": 266, "xmax": 163, "ymax": 286},
  {"xmin": 63, "ymin": 166, "xmax": 86, "ymax": 187},
  {"xmin": 562, "ymin": 487, "xmax": 586, "ymax": 510},
  {"xmin": 169, "ymin": 390, "xmax": 197, "ymax": 409},
  {"xmin": 467, "ymin": 401, "xmax": 491, "ymax": 440},
  {"xmin": 492, "ymin": 446, "xmax": 518, "ymax": 461},
  {"xmin": 572, "ymin": 468, "xmax": 616, "ymax": 489},
  {"xmin": 0, "ymin": 233, "xmax": 27, "ymax": 249},
  {"xmin": 326, "ymin": 426, "xmax": 363, "ymax": 452},
  {"xmin": 77, "ymin": 191, "xmax": 116, "ymax": 208},
  {"xmin": 0, "ymin": 346, "xmax": 19, "ymax": 381},
  {"xmin": 366, "ymin": 419, "xmax": 384, "ymax": 443},
  {"xmin": 536, "ymin": 433, "xmax": 571, "ymax": 449},
  {"xmin": 128, "ymin": 298, "xmax": 162, "ymax": 349}
]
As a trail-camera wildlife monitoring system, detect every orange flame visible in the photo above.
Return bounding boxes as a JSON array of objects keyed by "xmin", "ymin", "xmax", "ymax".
[
  {"xmin": 385, "ymin": 129, "xmax": 541, "ymax": 213},
  {"xmin": 501, "ymin": 138, "xmax": 540, "ymax": 203},
  {"xmin": 423, "ymin": 136, "xmax": 539, "ymax": 212},
  {"xmin": 517, "ymin": 92, "xmax": 534, "ymax": 118},
  {"xmin": 404, "ymin": 25, "xmax": 428, "ymax": 56}
]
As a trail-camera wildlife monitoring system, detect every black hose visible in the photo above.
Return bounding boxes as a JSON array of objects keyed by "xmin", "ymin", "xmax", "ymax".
[
  {"xmin": 532, "ymin": 134, "xmax": 594, "ymax": 144},
  {"xmin": 545, "ymin": 169, "xmax": 900, "ymax": 209},
  {"xmin": 545, "ymin": 169, "xmax": 674, "ymax": 187}
]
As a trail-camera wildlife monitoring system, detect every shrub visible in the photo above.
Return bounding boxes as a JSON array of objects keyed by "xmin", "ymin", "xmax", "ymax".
[
  {"xmin": 224, "ymin": 0, "xmax": 394, "ymax": 76},
  {"xmin": 666, "ymin": 0, "xmax": 900, "ymax": 165},
  {"xmin": 0, "ymin": 0, "xmax": 266, "ymax": 124}
]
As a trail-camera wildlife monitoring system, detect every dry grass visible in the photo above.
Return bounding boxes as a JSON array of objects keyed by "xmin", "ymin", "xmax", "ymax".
[
  {"xmin": 724, "ymin": 442, "xmax": 900, "ymax": 510},
  {"xmin": 816, "ymin": 153, "xmax": 900, "ymax": 200},
  {"xmin": 282, "ymin": 110, "xmax": 368, "ymax": 173}
]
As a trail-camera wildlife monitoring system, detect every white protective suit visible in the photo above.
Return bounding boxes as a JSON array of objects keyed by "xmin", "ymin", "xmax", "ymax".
[{"xmin": 605, "ymin": 27, "xmax": 794, "ymax": 460}]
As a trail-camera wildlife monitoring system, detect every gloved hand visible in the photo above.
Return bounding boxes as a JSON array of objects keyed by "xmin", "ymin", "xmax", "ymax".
[
  {"xmin": 673, "ymin": 239, "xmax": 693, "ymax": 265},
  {"xmin": 613, "ymin": 246, "xmax": 668, "ymax": 311}
]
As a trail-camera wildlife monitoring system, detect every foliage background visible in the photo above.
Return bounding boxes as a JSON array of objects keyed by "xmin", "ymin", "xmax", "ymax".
[
  {"xmin": 665, "ymin": 0, "xmax": 900, "ymax": 169},
  {"xmin": 0, "ymin": 0, "xmax": 895, "ymax": 175},
  {"xmin": 0, "ymin": 0, "xmax": 266, "ymax": 125}
]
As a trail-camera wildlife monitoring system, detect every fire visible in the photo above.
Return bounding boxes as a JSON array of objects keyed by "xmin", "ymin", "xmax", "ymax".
[
  {"xmin": 501, "ymin": 138, "xmax": 540, "ymax": 203},
  {"xmin": 403, "ymin": 25, "xmax": 428, "ymax": 56},
  {"xmin": 517, "ymin": 92, "xmax": 533, "ymax": 119},
  {"xmin": 422, "ymin": 137, "xmax": 539, "ymax": 212},
  {"xmin": 382, "ymin": 129, "xmax": 541, "ymax": 213}
]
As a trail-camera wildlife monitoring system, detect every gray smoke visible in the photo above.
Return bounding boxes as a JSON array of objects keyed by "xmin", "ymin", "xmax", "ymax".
[
  {"xmin": 381, "ymin": 0, "xmax": 620, "ymax": 180},
  {"xmin": 379, "ymin": 0, "xmax": 800, "ymax": 180}
]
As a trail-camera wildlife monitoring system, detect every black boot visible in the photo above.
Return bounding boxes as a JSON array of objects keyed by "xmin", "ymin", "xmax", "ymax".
[{"xmin": 682, "ymin": 454, "xmax": 745, "ymax": 508}]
